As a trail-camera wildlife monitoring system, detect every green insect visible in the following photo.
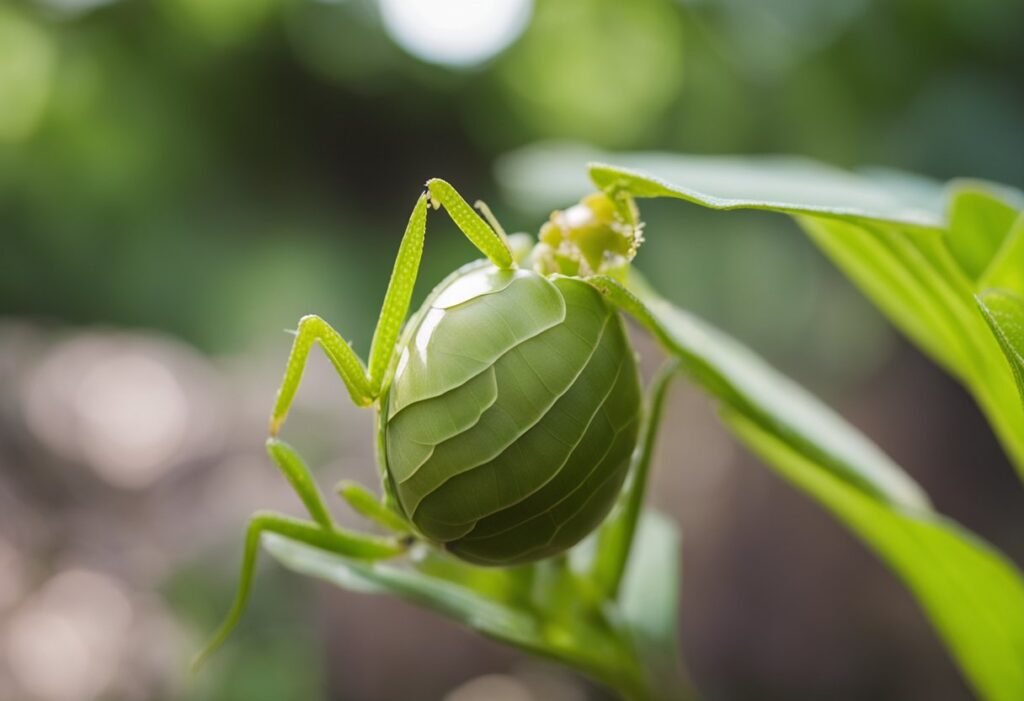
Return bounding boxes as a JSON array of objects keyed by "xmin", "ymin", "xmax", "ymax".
[{"xmin": 195, "ymin": 178, "xmax": 647, "ymax": 666}]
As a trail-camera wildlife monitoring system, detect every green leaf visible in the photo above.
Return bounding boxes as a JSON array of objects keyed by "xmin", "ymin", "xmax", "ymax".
[
  {"xmin": 797, "ymin": 214, "xmax": 971, "ymax": 379},
  {"xmin": 575, "ymin": 156, "xmax": 1024, "ymax": 479},
  {"xmin": 598, "ymin": 276, "xmax": 1024, "ymax": 701},
  {"xmin": 978, "ymin": 289, "xmax": 1024, "ymax": 415},
  {"xmin": 585, "ymin": 160, "xmax": 962, "ymax": 374},
  {"xmin": 588, "ymin": 158, "xmax": 945, "ymax": 227},
  {"xmin": 725, "ymin": 410, "xmax": 1024, "ymax": 701},
  {"xmin": 592, "ymin": 274, "xmax": 928, "ymax": 511},
  {"xmin": 262, "ymin": 517, "xmax": 684, "ymax": 701},
  {"xmin": 945, "ymin": 183, "xmax": 1020, "ymax": 280},
  {"xmin": 981, "ymin": 213, "xmax": 1024, "ymax": 298},
  {"xmin": 262, "ymin": 534, "xmax": 540, "ymax": 644}
]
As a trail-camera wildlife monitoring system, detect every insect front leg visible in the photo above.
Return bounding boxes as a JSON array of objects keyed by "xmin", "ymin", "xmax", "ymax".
[
  {"xmin": 268, "ymin": 181, "xmax": 517, "ymax": 532},
  {"xmin": 425, "ymin": 178, "xmax": 515, "ymax": 269},
  {"xmin": 365, "ymin": 182, "xmax": 516, "ymax": 396},
  {"xmin": 274, "ymin": 181, "xmax": 517, "ymax": 428},
  {"xmin": 269, "ymin": 314, "xmax": 374, "ymax": 436}
]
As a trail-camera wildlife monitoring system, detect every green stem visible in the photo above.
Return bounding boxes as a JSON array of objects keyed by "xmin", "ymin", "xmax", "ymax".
[{"xmin": 592, "ymin": 359, "xmax": 680, "ymax": 599}]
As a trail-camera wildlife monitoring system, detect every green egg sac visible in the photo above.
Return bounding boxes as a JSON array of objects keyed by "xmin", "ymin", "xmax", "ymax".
[{"xmin": 381, "ymin": 265, "xmax": 642, "ymax": 565}]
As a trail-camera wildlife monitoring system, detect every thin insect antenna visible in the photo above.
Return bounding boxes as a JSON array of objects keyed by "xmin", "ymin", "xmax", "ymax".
[{"xmin": 474, "ymin": 200, "xmax": 510, "ymax": 244}]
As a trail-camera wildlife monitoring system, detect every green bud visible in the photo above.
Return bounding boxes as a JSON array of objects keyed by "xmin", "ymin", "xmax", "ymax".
[{"xmin": 533, "ymin": 192, "xmax": 643, "ymax": 277}]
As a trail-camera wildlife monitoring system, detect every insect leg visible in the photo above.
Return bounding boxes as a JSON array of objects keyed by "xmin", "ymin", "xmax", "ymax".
[
  {"xmin": 425, "ymin": 178, "xmax": 515, "ymax": 270},
  {"xmin": 269, "ymin": 314, "xmax": 373, "ymax": 436},
  {"xmin": 366, "ymin": 194, "xmax": 428, "ymax": 395},
  {"xmin": 277, "ymin": 180, "xmax": 520, "ymax": 425},
  {"xmin": 366, "ymin": 183, "xmax": 516, "ymax": 396},
  {"xmin": 266, "ymin": 438, "xmax": 335, "ymax": 529},
  {"xmin": 192, "ymin": 510, "xmax": 405, "ymax": 671},
  {"xmin": 335, "ymin": 480, "xmax": 411, "ymax": 535},
  {"xmin": 472, "ymin": 198, "xmax": 509, "ymax": 240}
]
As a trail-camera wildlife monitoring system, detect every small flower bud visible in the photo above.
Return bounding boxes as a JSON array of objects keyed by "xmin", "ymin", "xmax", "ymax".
[{"xmin": 532, "ymin": 192, "xmax": 643, "ymax": 277}]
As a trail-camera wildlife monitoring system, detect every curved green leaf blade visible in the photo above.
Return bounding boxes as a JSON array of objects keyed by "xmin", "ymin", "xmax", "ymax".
[
  {"xmin": 982, "ymin": 213, "xmax": 1024, "ymax": 298},
  {"xmin": 725, "ymin": 410, "xmax": 1024, "ymax": 701},
  {"xmin": 796, "ymin": 214, "xmax": 976, "ymax": 380},
  {"xmin": 588, "ymin": 158, "xmax": 945, "ymax": 228},
  {"xmin": 575, "ymin": 156, "xmax": 1024, "ymax": 478},
  {"xmin": 598, "ymin": 276, "xmax": 1024, "ymax": 701},
  {"xmin": 591, "ymin": 274, "xmax": 928, "ymax": 511},
  {"xmin": 795, "ymin": 212, "xmax": 1024, "ymax": 478},
  {"xmin": 261, "ymin": 519, "xmax": 681, "ymax": 701},
  {"xmin": 263, "ymin": 534, "xmax": 540, "ymax": 643},
  {"xmin": 946, "ymin": 184, "xmax": 1020, "ymax": 281},
  {"xmin": 978, "ymin": 289, "xmax": 1024, "ymax": 414}
]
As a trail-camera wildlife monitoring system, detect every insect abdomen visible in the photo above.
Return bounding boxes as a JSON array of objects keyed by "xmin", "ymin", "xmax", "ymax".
[{"xmin": 384, "ymin": 267, "xmax": 641, "ymax": 565}]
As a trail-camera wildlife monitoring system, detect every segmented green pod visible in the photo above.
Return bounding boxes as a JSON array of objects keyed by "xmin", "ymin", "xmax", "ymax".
[{"xmin": 381, "ymin": 265, "xmax": 642, "ymax": 565}]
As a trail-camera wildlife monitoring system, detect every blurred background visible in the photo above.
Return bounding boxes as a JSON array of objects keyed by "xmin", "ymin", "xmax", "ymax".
[{"xmin": 1, "ymin": 0, "xmax": 1023, "ymax": 699}]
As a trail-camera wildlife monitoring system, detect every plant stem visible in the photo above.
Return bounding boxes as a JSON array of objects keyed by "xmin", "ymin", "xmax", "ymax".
[{"xmin": 592, "ymin": 359, "xmax": 680, "ymax": 599}]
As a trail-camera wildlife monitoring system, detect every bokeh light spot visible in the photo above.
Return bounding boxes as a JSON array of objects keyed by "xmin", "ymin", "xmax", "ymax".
[
  {"xmin": 73, "ymin": 353, "xmax": 189, "ymax": 488},
  {"xmin": 378, "ymin": 0, "xmax": 532, "ymax": 67},
  {"xmin": 444, "ymin": 674, "xmax": 534, "ymax": 701},
  {"xmin": 23, "ymin": 334, "xmax": 222, "ymax": 490},
  {"xmin": 5, "ymin": 570, "xmax": 132, "ymax": 701}
]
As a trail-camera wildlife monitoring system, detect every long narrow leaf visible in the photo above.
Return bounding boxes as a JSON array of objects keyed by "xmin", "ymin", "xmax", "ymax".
[
  {"xmin": 587, "ymin": 159, "xmax": 947, "ymax": 227},
  {"xmin": 262, "ymin": 515, "xmax": 681, "ymax": 700},
  {"xmin": 982, "ymin": 213, "xmax": 1024, "ymax": 298},
  {"xmin": 725, "ymin": 410, "xmax": 1024, "ymax": 701},
  {"xmin": 946, "ymin": 185, "xmax": 1020, "ymax": 280},
  {"xmin": 590, "ymin": 274, "xmax": 928, "ymax": 511},
  {"xmin": 595, "ymin": 275, "xmax": 1024, "ymax": 701},
  {"xmin": 978, "ymin": 289, "xmax": 1024, "ymax": 413}
]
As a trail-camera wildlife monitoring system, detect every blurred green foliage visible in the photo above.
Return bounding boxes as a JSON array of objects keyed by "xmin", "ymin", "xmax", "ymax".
[{"xmin": 3, "ymin": 0, "xmax": 1022, "ymax": 357}]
